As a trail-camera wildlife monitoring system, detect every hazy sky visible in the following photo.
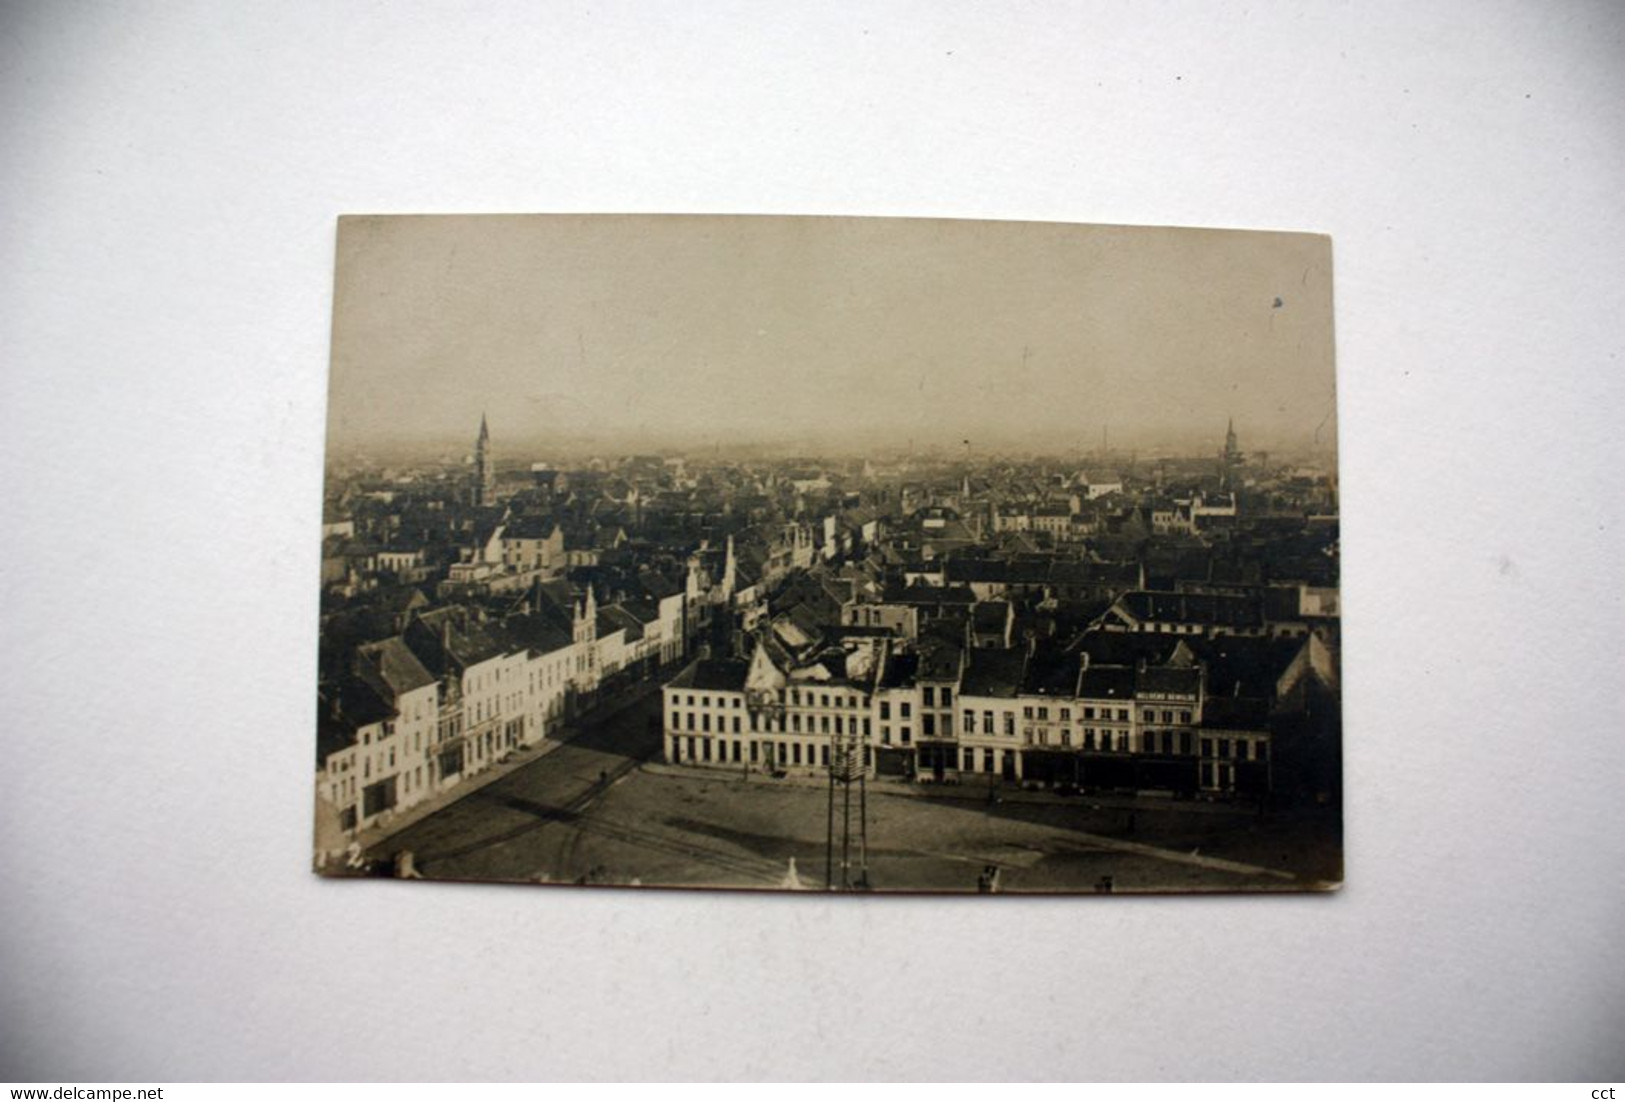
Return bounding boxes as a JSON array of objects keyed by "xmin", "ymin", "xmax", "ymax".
[{"xmin": 327, "ymin": 215, "xmax": 1335, "ymax": 458}]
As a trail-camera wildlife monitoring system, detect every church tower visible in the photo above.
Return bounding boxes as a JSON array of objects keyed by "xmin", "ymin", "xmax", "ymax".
[
  {"xmin": 1221, "ymin": 417, "xmax": 1244, "ymax": 490},
  {"xmin": 474, "ymin": 413, "xmax": 495, "ymax": 506}
]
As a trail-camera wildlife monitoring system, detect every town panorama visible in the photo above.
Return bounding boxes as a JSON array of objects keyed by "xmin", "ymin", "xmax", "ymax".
[{"xmin": 317, "ymin": 419, "xmax": 1342, "ymax": 893}]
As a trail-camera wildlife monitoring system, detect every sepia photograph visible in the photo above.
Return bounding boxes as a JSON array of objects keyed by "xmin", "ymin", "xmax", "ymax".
[{"xmin": 315, "ymin": 214, "xmax": 1341, "ymax": 893}]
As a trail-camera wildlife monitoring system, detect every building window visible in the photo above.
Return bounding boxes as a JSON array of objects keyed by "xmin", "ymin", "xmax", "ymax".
[
  {"xmin": 1117, "ymin": 709, "xmax": 1129, "ymax": 721},
  {"xmin": 1084, "ymin": 706, "xmax": 1096, "ymax": 719},
  {"xmin": 922, "ymin": 715, "xmax": 935, "ymax": 737},
  {"xmin": 1179, "ymin": 710, "xmax": 1191, "ymax": 724},
  {"xmin": 900, "ymin": 726, "xmax": 911, "ymax": 744},
  {"xmin": 1061, "ymin": 730, "xmax": 1072, "ymax": 747},
  {"xmin": 941, "ymin": 688, "xmax": 952, "ymax": 708},
  {"xmin": 900, "ymin": 702, "xmax": 911, "ymax": 718},
  {"xmin": 880, "ymin": 701, "xmax": 891, "ymax": 720},
  {"xmin": 1022, "ymin": 706, "xmax": 1033, "ymax": 720},
  {"xmin": 1003, "ymin": 714, "xmax": 1014, "ymax": 737},
  {"xmin": 923, "ymin": 687, "xmax": 936, "ymax": 707},
  {"xmin": 671, "ymin": 711, "xmax": 680, "ymax": 729},
  {"xmin": 1060, "ymin": 708, "xmax": 1071, "ymax": 721},
  {"xmin": 1037, "ymin": 706, "xmax": 1049, "ymax": 721},
  {"xmin": 1162, "ymin": 710, "xmax": 1173, "ymax": 723}
]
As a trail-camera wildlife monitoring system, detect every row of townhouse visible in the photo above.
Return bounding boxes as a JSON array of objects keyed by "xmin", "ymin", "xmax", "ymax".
[
  {"xmin": 663, "ymin": 637, "xmax": 887, "ymax": 775},
  {"xmin": 661, "ymin": 632, "xmax": 1286, "ymax": 796},
  {"xmin": 317, "ymin": 581, "xmax": 696, "ymax": 849}
]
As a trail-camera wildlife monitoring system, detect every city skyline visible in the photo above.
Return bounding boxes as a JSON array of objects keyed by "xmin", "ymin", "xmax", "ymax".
[
  {"xmin": 327, "ymin": 215, "xmax": 1336, "ymax": 458},
  {"xmin": 327, "ymin": 414, "xmax": 1326, "ymax": 470}
]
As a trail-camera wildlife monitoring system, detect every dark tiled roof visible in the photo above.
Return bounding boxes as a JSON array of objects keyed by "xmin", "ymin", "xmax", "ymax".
[
  {"xmin": 1068, "ymin": 630, "xmax": 1186, "ymax": 667},
  {"xmin": 340, "ymin": 676, "xmax": 395, "ymax": 725},
  {"xmin": 621, "ymin": 597, "xmax": 661, "ymax": 625},
  {"xmin": 1078, "ymin": 666, "xmax": 1136, "ymax": 701},
  {"xmin": 917, "ymin": 638, "xmax": 966, "ymax": 680},
  {"xmin": 1136, "ymin": 665, "xmax": 1202, "ymax": 697},
  {"xmin": 960, "ymin": 648, "xmax": 1026, "ymax": 698},
  {"xmin": 1116, "ymin": 590, "xmax": 1263, "ymax": 628},
  {"xmin": 638, "ymin": 569, "xmax": 682, "ymax": 600},
  {"xmin": 1187, "ymin": 636, "xmax": 1305, "ymax": 700},
  {"xmin": 596, "ymin": 606, "xmax": 644, "ymax": 642},
  {"xmin": 666, "ymin": 658, "xmax": 749, "ymax": 693},
  {"xmin": 879, "ymin": 651, "xmax": 920, "ymax": 688},
  {"xmin": 1201, "ymin": 695, "xmax": 1270, "ymax": 729},
  {"xmin": 356, "ymin": 636, "xmax": 436, "ymax": 697},
  {"xmin": 407, "ymin": 607, "xmax": 509, "ymax": 673},
  {"xmin": 503, "ymin": 611, "xmax": 573, "ymax": 655},
  {"xmin": 1019, "ymin": 645, "xmax": 1080, "ymax": 696}
]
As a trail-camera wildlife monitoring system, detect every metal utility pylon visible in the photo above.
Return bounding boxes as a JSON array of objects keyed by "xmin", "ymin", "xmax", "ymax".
[{"xmin": 825, "ymin": 728, "xmax": 869, "ymax": 891}]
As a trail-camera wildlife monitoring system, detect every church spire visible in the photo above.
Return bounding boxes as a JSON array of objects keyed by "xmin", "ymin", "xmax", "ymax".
[
  {"xmin": 473, "ymin": 413, "xmax": 495, "ymax": 506},
  {"xmin": 1222, "ymin": 417, "xmax": 1242, "ymax": 488}
]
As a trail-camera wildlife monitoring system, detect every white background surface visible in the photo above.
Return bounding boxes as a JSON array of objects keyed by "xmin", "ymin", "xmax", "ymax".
[{"xmin": 3, "ymin": 0, "xmax": 1622, "ymax": 1083}]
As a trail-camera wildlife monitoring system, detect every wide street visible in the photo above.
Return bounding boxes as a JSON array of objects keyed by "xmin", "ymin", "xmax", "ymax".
[
  {"xmin": 369, "ymin": 685, "xmax": 1341, "ymax": 894},
  {"xmin": 370, "ymin": 681, "xmax": 668, "ymax": 882}
]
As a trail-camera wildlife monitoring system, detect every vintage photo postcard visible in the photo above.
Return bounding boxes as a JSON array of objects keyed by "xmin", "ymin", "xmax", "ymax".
[{"xmin": 315, "ymin": 214, "xmax": 1341, "ymax": 893}]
